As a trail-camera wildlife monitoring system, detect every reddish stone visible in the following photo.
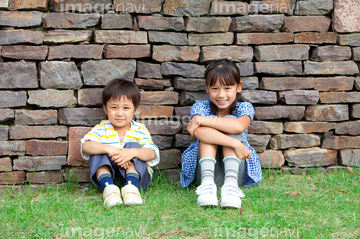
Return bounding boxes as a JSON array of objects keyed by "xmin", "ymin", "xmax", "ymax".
[
  {"xmin": 0, "ymin": 10, "xmax": 42, "ymax": 27},
  {"xmin": 284, "ymin": 16, "xmax": 331, "ymax": 32},
  {"xmin": 310, "ymin": 46, "xmax": 351, "ymax": 61},
  {"xmin": 0, "ymin": 171, "xmax": 25, "ymax": 185},
  {"xmin": 78, "ymin": 88, "xmax": 103, "ymax": 107},
  {"xmin": 279, "ymin": 90, "xmax": 319, "ymax": 105},
  {"xmin": 43, "ymin": 30, "xmax": 92, "ymax": 44},
  {"xmin": 2, "ymin": 45, "xmax": 48, "ymax": 60},
  {"xmin": 335, "ymin": 121, "xmax": 360, "ymax": 135},
  {"xmin": 63, "ymin": 168, "xmax": 91, "ymax": 183},
  {"xmin": 28, "ymin": 89, "xmax": 77, "ymax": 108},
  {"xmin": 101, "ymin": 14, "xmax": 132, "ymax": 29},
  {"xmin": 135, "ymin": 79, "xmax": 171, "ymax": 90},
  {"xmin": 104, "ymin": 45, "xmax": 151, "ymax": 59},
  {"xmin": 339, "ymin": 149, "xmax": 360, "ymax": 167},
  {"xmin": 201, "ymin": 46, "xmax": 253, "ymax": 62},
  {"xmin": 153, "ymin": 45, "xmax": 200, "ymax": 62},
  {"xmin": 26, "ymin": 171, "xmax": 63, "ymax": 184},
  {"xmin": 255, "ymin": 61, "xmax": 303, "ymax": 75},
  {"xmin": 248, "ymin": 121, "xmax": 283, "ymax": 134},
  {"xmin": 260, "ymin": 77, "xmax": 314, "ymax": 91},
  {"xmin": 140, "ymin": 92, "xmax": 179, "ymax": 105},
  {"xmin": 184, "ymin": 17, "xmax": 231, "ymax": 33},
  {"xmin": 94, "ymin": 30, "xmax": 147, "ymax": 44},
  {"xmin": 43, "ymin": 13, "xmax": 100, "ymax": 29},
  {"xmin": 236, "ymin": 33, "xmax": 293, "ymax": 45},
  {"xmin": 254, "ymin": 106, "xmax": 305, "ymax": 120},
  {"xmin": 305, "ymin": 105, "xmax": 349, "ymax": 122},
  {"xmin": 8, "ymin": 0, "xmax": 48, "ymax": 10},
  {"xmin": 284, "ymin": 147, "xmax": 337, "ymax": 167},
  {"xmin": 26, "ymin": 140, "xmax": 68, "ymax": 156},
  {"xmin": 10, "ymin": 126, "xmax": 68, "ymax": 139},
  {"xmin": 0, "ymin": 141, "xmax": 26, "ymax": 156},
  {"xmin": 48, "ymin": 45, "xmax": 103, "ymax": 60},
  {"xmin": 0, "ymin": 30, "xmax": 43, "ymax": 45},
  {"xmin": 333, "ymin": 0, "xmax": 360, "ymax": 33},
  {"xmin": 135, "ymin": 106, "xmax": 174, "ymax": 119},
  {"xmin": 188, "ymin": 32, "xmax": 233, "ymax": 46},
  {"xmin": 320, "ymin": 92, "xmax": 360, "ymax": 104},
  {"xmin": 15, "ymin": 109, "xmax": 57, "ymax": 125},
  {"xmin": 68, "ymin": 127, "xmax": 91, "ymax": 167},
  {"xmin": 351, "ymin": 104, "xmax": 360, "ymax": 118},
  {"xmin": 136, "ymin": 61, "xmax": 162, "ymax": 79},
  {"xmin": 270, "ymin": 134, "xmax": 320, "ymax": 149},
  {"xmin": 284, "ymin": 121, "xmax": 336, "ymax": 133},
  {"xmin": 137, "ymin": 16, "xmax": 184, "ymax": 31},
  {"xmin": 294, "ymin": 32, "xmax": 337, "ymax": 44},
  {"xmin": 258, "ymin": 150, "xmax": 284, "ymax": 168},
  {"xmin": 304, "ymin": 61, "xmax": 359, "ymax": 75},
  {"xmin": 323, "ymin": 136, "xmax": 360, "ymax": 149},
  {"xmin": 0, "ymin": 157, "xmax": 12, "ymax": 172},
  {"xmin": 314, "ymin": 76, "xmax": 354, "ymax": 92}
]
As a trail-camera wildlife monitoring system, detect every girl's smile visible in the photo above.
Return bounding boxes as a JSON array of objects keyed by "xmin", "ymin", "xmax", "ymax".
[{"xmin": 206, "ymin": 80, "xmax": 243, "ymax": 115}]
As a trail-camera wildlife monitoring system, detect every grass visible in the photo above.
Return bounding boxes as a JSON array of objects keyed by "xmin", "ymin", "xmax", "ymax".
[{"xmin": 1, "ymin": 168, "xmax": 359, "ymax": 239}]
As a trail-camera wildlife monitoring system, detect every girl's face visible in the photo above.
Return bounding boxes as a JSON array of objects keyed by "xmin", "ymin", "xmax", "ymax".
[{"xmin": 206, "ymin": 79, "xmax": 243, "ymax": 115}]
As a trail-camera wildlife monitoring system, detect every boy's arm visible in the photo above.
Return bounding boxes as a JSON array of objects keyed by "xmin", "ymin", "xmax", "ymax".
[
  {"xmin": 193, "ymin": 126, "xmax": 250, "ymax": 160},
  {"xmin": 82, "ymin": 140, "xmax": 119, "ymax": 155}
]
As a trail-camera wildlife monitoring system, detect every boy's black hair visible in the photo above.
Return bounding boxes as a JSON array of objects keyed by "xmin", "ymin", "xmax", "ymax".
[
  {"xmin": 102, "ymin": 79, "xmax": 140, "ymax": 109},
  {"xmin": 204, "ymin": 59, "xmax": 242, "ymax": 116}
]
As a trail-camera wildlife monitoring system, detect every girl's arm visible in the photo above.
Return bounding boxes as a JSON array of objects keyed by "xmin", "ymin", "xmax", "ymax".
[
  {"xmin": 193, "ymin": 126, "xmax": 250, "ymax": 159},
  {"xmin": 188, "ymin": 115, "xmax": 251, "ymax": 135}
]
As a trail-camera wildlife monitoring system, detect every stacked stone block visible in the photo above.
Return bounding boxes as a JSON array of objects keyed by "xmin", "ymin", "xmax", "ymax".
[{"xmin": 0, "ymin": 0, "xmax": 359, "ymax": 186}]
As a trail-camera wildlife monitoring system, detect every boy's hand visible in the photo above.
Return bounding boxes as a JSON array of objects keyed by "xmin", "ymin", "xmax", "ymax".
[
  {"xmin": 109, "ymin": 148, "xmax": 136, "ymax": 168},
  {"xmin": 187, "ymin": 115, "xmax": 201, "ymax": 137}
]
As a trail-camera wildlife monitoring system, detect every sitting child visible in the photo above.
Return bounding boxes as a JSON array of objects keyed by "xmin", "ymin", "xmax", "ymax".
[{"xmin": 81, "ymin": 78, "xmax": 160, "ymax": 207}]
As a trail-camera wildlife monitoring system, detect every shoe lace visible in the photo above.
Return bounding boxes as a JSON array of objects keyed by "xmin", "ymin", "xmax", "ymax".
[
  {"xmin": 223, "ymin": 184, "xmax": 245, "ymax": 198},
  {"xmin": 195, "ymin": 183, "xmax": 217, "ymax": 196}
]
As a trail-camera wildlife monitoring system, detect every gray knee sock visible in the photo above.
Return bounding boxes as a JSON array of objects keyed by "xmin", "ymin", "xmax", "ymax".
[
  {"xmin": 199, "ymin": 157, "xmax": 216, "ymax": 185},
  {"xmin": 223, "ymin": 156, "xmax": 241, "ymax": 186}
]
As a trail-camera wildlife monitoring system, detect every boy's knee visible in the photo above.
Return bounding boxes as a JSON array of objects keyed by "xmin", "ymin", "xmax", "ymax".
[{"xmin": 123, "ymin": 142, "xmax": 142, "ymax": 149}]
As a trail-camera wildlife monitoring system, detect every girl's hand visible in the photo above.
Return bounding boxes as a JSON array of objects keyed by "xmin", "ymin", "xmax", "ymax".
[
  {"xmin": 234, "ymin": 141, "xmax": 251, "ymax": 161},
  {"xmin": 187, "ymin": 115, "xmax": 201, "ymax": 137}
]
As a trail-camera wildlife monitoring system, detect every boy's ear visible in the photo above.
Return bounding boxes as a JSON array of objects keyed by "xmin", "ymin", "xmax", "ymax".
[{"xmin": 103, "ymin": 104, "xmax": 107, "ymax": 114}]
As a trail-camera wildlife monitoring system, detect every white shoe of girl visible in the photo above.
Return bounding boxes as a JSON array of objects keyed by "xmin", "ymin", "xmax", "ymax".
[
  {"xmin": 196, "ymin": 182, "xmax": 218, "ymax": 207},
  {"xmin": 220, "ymin": 183, "xmax": 245, "ymax": 208}
]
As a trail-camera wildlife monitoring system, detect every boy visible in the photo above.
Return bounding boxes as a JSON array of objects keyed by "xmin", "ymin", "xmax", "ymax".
[{"xmin": 81, "ymin": 79, "xmax": 160, "ymax": 207}]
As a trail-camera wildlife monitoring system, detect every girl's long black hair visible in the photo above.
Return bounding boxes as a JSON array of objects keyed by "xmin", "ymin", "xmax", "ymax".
[{"xmin": 204, "ymin": 59, "xmax": 241, "ymax": 116}]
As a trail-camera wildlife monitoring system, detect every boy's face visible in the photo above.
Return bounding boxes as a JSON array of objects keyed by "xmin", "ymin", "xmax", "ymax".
[{"xmin": 103, "ymin": 96, "xmax": 137, "ymax": 132}]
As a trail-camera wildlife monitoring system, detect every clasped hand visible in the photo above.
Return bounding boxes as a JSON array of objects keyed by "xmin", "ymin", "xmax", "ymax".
[
  {"xmin": 187, "ymin": 115, "xmax": 201, "ymax": 137},
  {"xmin": 107, "ymin": 147, "xmax": 134, "ymax": 169}
]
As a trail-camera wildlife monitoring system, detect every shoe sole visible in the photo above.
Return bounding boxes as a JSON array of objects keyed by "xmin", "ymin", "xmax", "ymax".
[
  {"xmin": 198, "ymin": 200, "xmax": 219, "ymax": 207},
  {"xmin": 220, "ymin": 201, "xmax": 241, "ymax": 208},
  {"xmin": 124, "ymin": 200, "xmax": 143, "ymax": 205},
  {"xmin": 106, "ymin": 200, "xmax": 123, "ymax": 208}
]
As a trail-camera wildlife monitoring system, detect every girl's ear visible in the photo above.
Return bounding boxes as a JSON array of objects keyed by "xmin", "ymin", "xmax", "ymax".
[{"xmin": 237, "ymin": 81, "xmax": 243, "ymax": 93}]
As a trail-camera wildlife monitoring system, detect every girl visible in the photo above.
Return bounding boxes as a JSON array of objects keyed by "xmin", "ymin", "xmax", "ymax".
[{"xmin": 181, "ymin": 59, "xmax": 262, "ymax": 208}]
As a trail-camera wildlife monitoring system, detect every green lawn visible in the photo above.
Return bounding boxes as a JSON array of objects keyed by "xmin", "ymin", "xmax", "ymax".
[{"xmin": 1, "ymin": 168, "xmax": 359, "ymax": 238}]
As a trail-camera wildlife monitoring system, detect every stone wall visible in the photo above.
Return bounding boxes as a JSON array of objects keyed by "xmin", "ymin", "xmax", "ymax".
[{"xmin": 0, "ymin": 0, "xmax": 359, "ymax": 186}]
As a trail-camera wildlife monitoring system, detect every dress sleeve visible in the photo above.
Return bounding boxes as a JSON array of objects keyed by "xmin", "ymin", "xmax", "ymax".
[
  {"xmin": 235, "ymin": 102, "xmax": 255, "ymax": 125},
  {"xmin": 190, "ymin": 100, "xmax": 207, "ymax": 118}
]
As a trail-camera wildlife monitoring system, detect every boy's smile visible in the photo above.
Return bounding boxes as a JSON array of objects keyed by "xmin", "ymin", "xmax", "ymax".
[{"xmin": 103, "ymin": 96, "xmax": 136, "ymax": 135}]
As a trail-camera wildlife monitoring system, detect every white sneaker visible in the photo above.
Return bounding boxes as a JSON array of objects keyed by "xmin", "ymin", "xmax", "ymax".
[
  {"xmin": 102, "ymin": 184, "xmax": 122, "ymax": 208},
  {"xmin": 195, "ymin": 182, "xmax": 218, "ymax": 207},
  {"xmin": 220, "ymin": 183, "xmax": 245, "ymax": 208}
]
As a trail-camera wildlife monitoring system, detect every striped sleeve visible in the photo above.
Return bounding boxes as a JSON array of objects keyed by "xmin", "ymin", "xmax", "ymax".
[
  {"xmin": 80, "ymin": 124, "xmax": 103, "ymax": 160},
  {"xmin": 137, "ymin": 124, "xmax": 160, "ymax": 167}
]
